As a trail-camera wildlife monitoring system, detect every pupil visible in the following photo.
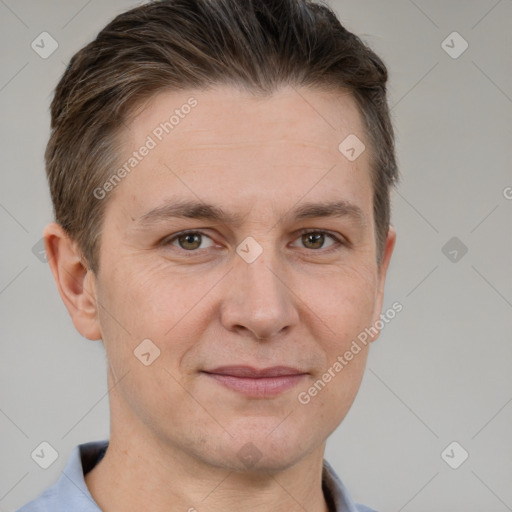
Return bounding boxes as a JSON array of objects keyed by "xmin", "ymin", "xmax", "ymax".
[
  {"xmin": 181, "ymin": 233, "xmax": 199, "ymax": 249},
  {"xmin": 305, "ymin": 233, "xmax": 323, "ymax": 248}
]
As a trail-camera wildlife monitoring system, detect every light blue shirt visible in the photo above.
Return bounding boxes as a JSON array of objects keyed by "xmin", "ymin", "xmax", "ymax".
[{"xmin": 16, "ymin": 440, "xmax": 377, "ymax": 512}]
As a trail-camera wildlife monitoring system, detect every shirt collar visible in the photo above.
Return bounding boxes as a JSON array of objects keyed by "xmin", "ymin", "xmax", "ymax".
[
  {"xmin": 322, "ymin": 458, "xmax": 375, "ymax": 512},
  {"xmin": 20, "ymin": 440, "xmax": 374, "ymax": 512}
]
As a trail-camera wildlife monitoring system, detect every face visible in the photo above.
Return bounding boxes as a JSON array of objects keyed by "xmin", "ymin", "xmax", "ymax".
[{"xmin": 82, "ymin": 85, "xmax": 395, "ymax": 472}]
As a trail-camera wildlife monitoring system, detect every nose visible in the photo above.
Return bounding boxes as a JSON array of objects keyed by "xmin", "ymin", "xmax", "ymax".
[{"xmin": 220, "ymin": 247, "xmax": 299, "ymax": 341}]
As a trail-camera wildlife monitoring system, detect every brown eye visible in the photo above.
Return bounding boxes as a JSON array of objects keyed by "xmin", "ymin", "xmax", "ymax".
[
  {"xmin": 301, "ymin": 232, "xmax": 325, "ymax": 250},
  {"xmin": 292, "ymin": 230, "xmax": 340, "ymax": 251},
  {"xmin": 167, "ymin": 231, "xmax": 215, "ymax": 251},
  {"xmin": 177, "ymin": 233, "xmax": 201, "ymax": 250}
]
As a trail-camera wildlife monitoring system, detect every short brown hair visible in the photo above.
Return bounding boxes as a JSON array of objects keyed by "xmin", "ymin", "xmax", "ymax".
[{"xmin": 46, "ymin": 0, "xmax": 398, "ymax": 273}]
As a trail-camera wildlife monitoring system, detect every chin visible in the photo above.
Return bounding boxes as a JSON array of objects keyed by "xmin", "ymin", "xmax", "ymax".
[{"xmin": 207, "ymin": 417, "xmax": 323, "ymax": 473}]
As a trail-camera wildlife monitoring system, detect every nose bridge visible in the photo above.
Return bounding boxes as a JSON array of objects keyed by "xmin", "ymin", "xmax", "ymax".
[
  {"xmin": 221, "ymin": 241, "xmax": 298, "ymax": 339},
  {"xmin": 241, "ymin": 249, "xmax": 283, "ymax": 306}
]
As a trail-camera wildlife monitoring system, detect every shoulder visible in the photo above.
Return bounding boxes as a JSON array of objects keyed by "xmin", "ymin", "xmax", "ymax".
[
  {"xmin": 322, "ymin": 458, "xmax": 379, "ymax": 512},
  {"xmin": 15, "ymin": 486, "xmax": 56, "ymax": 511},
  {"xmin": 355, "ymin": 505, "xmax": 379, "ymax": 512},
  {"xmin": 14, "ymin": 440, "xmax": 108, "ymax": 512}
]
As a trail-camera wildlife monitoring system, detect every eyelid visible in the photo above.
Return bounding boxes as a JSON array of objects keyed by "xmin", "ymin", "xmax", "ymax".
[
  {"xmin": 162, "ymin": 228, "xmax": 347, "ymax": 253},
  {"xmin": 292, "ymin": 228, "xmax": 347, "ymax": 252},
  {"xmin": 163, "ymin": 230, "xmax": 217, "ymax": 250}
]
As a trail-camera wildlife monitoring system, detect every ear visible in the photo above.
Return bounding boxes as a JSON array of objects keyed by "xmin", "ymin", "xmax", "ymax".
[
  {"xmin": 369, "ymin": 225, "xmax": 397, "ymax": 342},
  {"xmin": 43, "ymin": 222, "xmax": 102, "ymax": 340}
]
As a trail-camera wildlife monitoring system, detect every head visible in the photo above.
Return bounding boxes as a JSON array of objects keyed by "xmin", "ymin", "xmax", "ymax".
[{"xmin": 45, "ymin": 0, "xmax": 398, "ymax": 472}]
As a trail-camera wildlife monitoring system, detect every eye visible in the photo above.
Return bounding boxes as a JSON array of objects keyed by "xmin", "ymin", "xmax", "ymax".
[
  {"xmin": 163, "ymin": 229, "xmax": 345, "ymax": 254},
  {"xmin": 291, "ymin": 230, "xmax": 343, "ymax": 252},
  {"xmin": 166, "ymin": 231, "xmax": 216, "ymax": 251}
]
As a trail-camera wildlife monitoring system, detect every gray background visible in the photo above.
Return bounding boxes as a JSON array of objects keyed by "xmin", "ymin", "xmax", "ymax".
[{"xmin": 1, "ymin": 0, "xmax": 511, "ymax": 510}]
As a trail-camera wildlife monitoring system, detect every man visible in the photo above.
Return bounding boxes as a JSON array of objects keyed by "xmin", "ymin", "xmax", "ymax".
[{"xmin": 18, "ymin": 0, "xmax": 398, "ymax": 510}]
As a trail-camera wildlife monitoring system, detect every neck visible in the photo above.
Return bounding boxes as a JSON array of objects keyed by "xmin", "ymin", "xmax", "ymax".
[{"xmin": 85, "ymin": 404, "xmax": 330, "ymax": 511}]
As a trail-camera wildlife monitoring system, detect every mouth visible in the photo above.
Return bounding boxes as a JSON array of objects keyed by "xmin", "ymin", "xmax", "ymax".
[{"xmin": 201, "ymin": 366, "xmax": 308, "ymax": 398}]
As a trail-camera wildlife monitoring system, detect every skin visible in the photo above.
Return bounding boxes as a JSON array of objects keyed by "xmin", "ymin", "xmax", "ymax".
[{"xmin": 45, "ymin": 85, "xmax": 395, "ymax": 512}]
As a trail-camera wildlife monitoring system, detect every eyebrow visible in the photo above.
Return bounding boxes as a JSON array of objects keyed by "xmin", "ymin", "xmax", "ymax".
[{"xmin": 135, "ymin": 198, "xmax": 366, "ymax": 228}]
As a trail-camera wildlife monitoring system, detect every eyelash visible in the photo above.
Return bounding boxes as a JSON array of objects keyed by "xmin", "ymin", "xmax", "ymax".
[{"xmin": 162, "ymin": 229, "xmax": 346, "ymax": 255}]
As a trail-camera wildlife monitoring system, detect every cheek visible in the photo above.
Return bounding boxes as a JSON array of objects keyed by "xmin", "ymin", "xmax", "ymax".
[
  {"xmin": 298, "ymin": 264, "xmax": 376, "ymax": 406},
  {"xmin": 96, "ymin": 258, "xmax": 218, "ymax": 377},
  {"xmin": 95, "ymin": 263, "xmax": 207, "ymax": 431},
  {"xmin": 295, "ymin": 347, "xmax": 369, "ymax": 444},
  {"xmin": 100, "ymin": 257, "xmax": 200, "ymax": 332},
  {"xmin": 304, "ymin": 262, "xmax": 378, "ymax": 340}
]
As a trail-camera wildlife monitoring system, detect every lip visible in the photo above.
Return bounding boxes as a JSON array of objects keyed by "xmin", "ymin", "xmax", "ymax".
[
  {"xmin": 202, "ymin": 366, "xmax": 308, "ymax": 398},
  {"xmin": 205, "ymin": 365, "xmax": 306, "ymax": 378}
]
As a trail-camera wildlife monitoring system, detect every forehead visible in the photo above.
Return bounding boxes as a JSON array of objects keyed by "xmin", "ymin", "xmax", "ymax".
[
  {"xmin": 108, "ymin": 85, "xmax": 372, "ymax": 221},
  {"xmin": 126, "ymin": 85, "xmax": 365, "ymax": 150}
]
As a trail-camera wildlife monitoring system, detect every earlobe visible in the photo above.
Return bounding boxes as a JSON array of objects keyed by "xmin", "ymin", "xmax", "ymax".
[{"xmin": 43, "ymin": 222, "xmax": 102, "ymax": 340}]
